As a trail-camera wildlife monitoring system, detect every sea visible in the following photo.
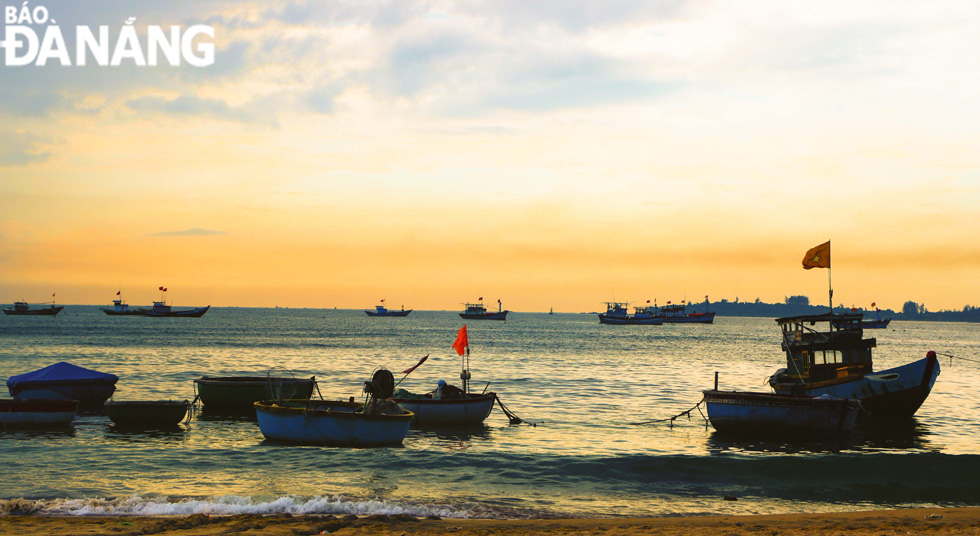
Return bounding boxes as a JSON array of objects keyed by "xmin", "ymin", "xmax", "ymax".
[{"xmin": 1, "ymin": 307, "xmax": 978, "ymax": 519}]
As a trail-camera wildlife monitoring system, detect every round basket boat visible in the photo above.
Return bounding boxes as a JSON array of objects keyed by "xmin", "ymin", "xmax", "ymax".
[{"xmin": 104, "ymin": 400, "xmax": 190, "ymax": 427}]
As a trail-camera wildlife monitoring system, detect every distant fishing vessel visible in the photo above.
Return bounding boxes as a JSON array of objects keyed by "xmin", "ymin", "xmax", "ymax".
[
  {"xmin": 136, "ymin": 286, "xmax": 210, "ymax": 317},
  {"xmin": 3, "ymin": 301, "xmax": 63, "ymax": 316},
  {"xmin": 656, "ymin": 297, "xmax": 716, "ymax": 323},
  {"xmin": 598, "ymin": 302, "xmax": 664, "ymax": 325},
  {"xmin": 460, "ymin": 298, "xmax": 508, "ymax": 320},
  {"xmin": 365, "ymin": 300, "xmax": 412, "ymax": 317},
  {"xmin": 101, "ymin": 291, "xmax": 142, "ymax": 316},
  {"xmin": 833, "ymin": 303, "xmax": 891, "ymax": 330}
]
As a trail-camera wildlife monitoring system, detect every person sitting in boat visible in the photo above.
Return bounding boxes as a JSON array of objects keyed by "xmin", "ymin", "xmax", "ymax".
[{"xmin": 434, "ymin": 379, "xmax": 464, "ymax": 399}]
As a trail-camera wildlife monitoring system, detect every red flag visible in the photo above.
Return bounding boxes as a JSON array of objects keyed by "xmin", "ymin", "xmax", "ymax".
[
  {"xmin": 802, "ymin": 241, "xmax": 831, "ymax": 269},
  {"xmin": 116, "ymin": 291, "xmax": 121, "ymax": 296},
  {"xmin": 667, "ymin": 301, "xmax": 671, "ymax": 305},
  {"xmin": 401, "ymin": 354, "xmax": 429, "ymax": 375},
  {"xmin": 497, "ymin": 299, "xmax": 501, "ymax": 303},
  {"xmin": 646, "ymin": 300, "xmax": 650, "ymax": 303},
  {"xmin": 159, "ymin": 286, "xmax": 163, "ymax": 291},
  {"xmin": 871, "ymin": 302, "xmax": 876, "ymax": 307},
  {"xmin": 452, "ymin": 325, "xmax": 468, "ymax": 356},
  {"xmin": 163, "ymin": 288, "xmax": 167, "ymax": 292},
  {"xmin": 479, "ymin": 296, "xmax": 483, "ymax": 301}
]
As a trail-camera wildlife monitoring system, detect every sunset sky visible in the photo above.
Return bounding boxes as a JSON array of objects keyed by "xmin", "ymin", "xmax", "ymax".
[{"xmin": 2, "ymin": 1, "xmax": 979, "ymax": 312}]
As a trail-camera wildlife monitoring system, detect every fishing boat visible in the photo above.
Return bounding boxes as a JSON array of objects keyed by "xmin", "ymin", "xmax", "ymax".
[
  {"xmin": 459, "ymin": 299, "xmax": 508, "ymax": 320},
  {"xmin": 833, "ymin": 305, "xmax": 891, "ymax": 330},
  {"xmin": 6, "ymin": 362, "xmax": 118, "ymax": 408},
  {"xmin": 3, "ymin": 301, "xmax": 64, "ymax": 316},
  {"xmin": 703, "ymin": 390, "xmax": 860, "ymax": 436},
  {"xmin": 655, "ymin": 297, "xmax": 716, "ymax": 324},
  {"xmin": 194, "ymin": 375, "xmax": 317, "ymax": 411},
  {"xmin": 597, "ymin": 302, "xmax": 664, "ymax": 325},
  {"xmin": 365, "ymin": 301, "xmax": 412, "ymax": 317},
  {"xmin": 101, "ymin": 295, "xmax": 142, "ymax": 316},
  {"xmin": 104, "ymin": 400, "xmax": 191, "ymax": 427},
  {"xmin": 139, "ymin": 301, "xmax": 210, "ymax": 317},
  {"xmin": 767, "ymin": 313, "xmax": 939, "ymax": 419},
  {"xmin": 255, "ymin": 369, "xmax": 413, "ymax": 446},
  {"xmin": 391, "ymin": 325, "xmax": 516, "ymax": 427},
  {"xmin": 0, "ymin": 399, "xmax": 78, "ymax": 427},
  {"xmin": 392, "ymin": 390, "xmax": 496, "ymax": 426}
]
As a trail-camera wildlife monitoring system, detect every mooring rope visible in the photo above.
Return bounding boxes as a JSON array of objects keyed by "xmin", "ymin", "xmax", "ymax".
[
  {"xmin": 938, "ymin": 352, "xmax": 980, "ymax": 365},
  {"xmin": 630, "ymin": 397, "xmax": 708, "ymax": 428},
  {"xmin": 494, "ymin": 394, "xmax": 536, "ymax": 426}
]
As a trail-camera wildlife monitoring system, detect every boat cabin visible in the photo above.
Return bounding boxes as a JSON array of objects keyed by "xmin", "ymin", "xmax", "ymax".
[
  {"xmin": 12, "ymin": 301, "xmax": 30, "ymax": 312},
  {"xmin": 602, "ymin": 302, "xmax": 628, "ymax": 318},
  {"xmin": 463, "ymin": 302, "xmax": 487, "ymax": 314},
  {"xmin": 776, "ymin": 313, "xmax": 876, "ymax": 384}
]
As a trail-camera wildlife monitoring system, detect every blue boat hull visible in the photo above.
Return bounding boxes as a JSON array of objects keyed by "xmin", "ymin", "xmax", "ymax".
[
  {"xmin": 254, "ymin": 399, "xmax": 413, "ymax": 446},
  {"xmin": 365, "ymin": 309, "xmax": 412, "ymax": 316},
  {"xmin": 704, "ymin": 390, "xmax": 860, "ymax": 435},
  {"xmin": 772, "ymin": 355, "xmax": 940, "ymax": 419}
]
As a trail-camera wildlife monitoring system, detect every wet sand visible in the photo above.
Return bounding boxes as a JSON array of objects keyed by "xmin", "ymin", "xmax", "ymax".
[{"xmin": 0, "ymin": 507, "xmax": 977, "ymax": 536}]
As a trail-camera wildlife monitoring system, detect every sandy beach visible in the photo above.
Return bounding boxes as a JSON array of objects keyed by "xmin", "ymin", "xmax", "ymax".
[{"xmin": 0, "ymin": 507, "xmax": 977, "ymax": 536}]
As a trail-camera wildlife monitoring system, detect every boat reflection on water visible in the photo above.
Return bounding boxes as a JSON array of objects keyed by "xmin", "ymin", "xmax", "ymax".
[
  {"xmin": 706, "ymin": 418, "xmax": 935, "ymax": 454},
  {"xmin": 407, "ymin": 425, "xmax": 493, "ymax": 450},
  {"xmin": 104, "ymin": 426, "xmax": 189, "ymax": 443}
]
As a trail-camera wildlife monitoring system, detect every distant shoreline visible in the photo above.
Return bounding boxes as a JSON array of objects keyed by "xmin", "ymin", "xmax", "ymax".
[
  {"xmin": 18, "ymin": 304, "xmax": 979, "ymax": 322},
  {"xmin": 0, "ymin": 507, "xmax": 976, "ymax": 536}
]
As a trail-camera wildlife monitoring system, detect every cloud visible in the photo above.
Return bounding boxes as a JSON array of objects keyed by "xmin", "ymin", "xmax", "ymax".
[
  {"xmin": 149, "ymin": 228, "xmax": 227, "ymax": 237},
  {"xmin": 0, "ymin": 131, "xmax": 55, "ymax": 166},
  {"xmin": 126, "ymin": 94, "xmax": 277, "ymax": 126}
]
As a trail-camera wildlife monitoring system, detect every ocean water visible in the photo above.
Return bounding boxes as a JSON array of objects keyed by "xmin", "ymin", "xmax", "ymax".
[{"xmin": 1, "ymin": 308, "xmax": 978, "ymax": 518}]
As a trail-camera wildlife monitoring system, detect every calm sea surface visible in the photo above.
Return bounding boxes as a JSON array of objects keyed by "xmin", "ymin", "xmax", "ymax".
[{"xmin": 1, "ymin": 308, "xmax": 978, "ymax": 518}]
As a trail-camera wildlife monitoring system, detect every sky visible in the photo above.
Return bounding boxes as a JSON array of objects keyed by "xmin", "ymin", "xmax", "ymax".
[{"xmin": 2, "ymin": 0, "xmax": 979, "ymax": 312}]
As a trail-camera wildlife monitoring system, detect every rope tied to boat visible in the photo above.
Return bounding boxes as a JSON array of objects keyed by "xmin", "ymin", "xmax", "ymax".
[
  {"xmin": 494, "ymin": 395, "xmax": 536, "ymax": 426},
  {"xmin": 630, "ymin": 397, "xmax": 708, "ymax": 428},
  {"xmin": 937, "ymin": 352, "xmax": 980, "ymax": 366}
]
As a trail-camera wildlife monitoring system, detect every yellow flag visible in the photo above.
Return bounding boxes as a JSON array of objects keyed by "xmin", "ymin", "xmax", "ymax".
[{"xmin": 802, "ymin": 241, "xmax": 830, "ymax": 269}]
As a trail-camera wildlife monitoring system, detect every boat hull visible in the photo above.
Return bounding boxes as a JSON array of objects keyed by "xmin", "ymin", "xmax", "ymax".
[
  {"xmin": 0, "ymin": 399, "xmax": 78, "ymax": 427},
  {"xmin": 703, "ymin": 390, "xmax": 860, "ymax": 435},
  {"xmin": 142, "ymin": 305, "xmax": 210, "ymax": 317},
  {"xmin": 105, "ymin": 400, "xmax": 190, "ymax": 427},
  {"xmin": 771, "ymin": 355, "xmax": 940, "ymax": 420},
  {"xmin": 101, "ymin": 308, "xmax": 143, "ymax": 316},
  {"xmin": 459, "ymin": 311, "xmax": 508, "ymax": 320},
  {"xmin": 392, "ymin": 393, "xmax": 496, "ymax": 426},
  {"xmin": 365, "ymin": 309, "xmax": 412, "ymax": 317},
  {"xmin": 662, "ymin": 311, "xmax": 716, "ymax": 323},
  {"xmin": 255, "ymin": 399, "xmax": 413, "ymax": 446},
  {"xmin": 598, "ymin": 314, "xmax": 663, "ymax": 325},
  {"xmin": 3, "ymin": 306, "xmax": 63, "ymax": 316},
  {"xmin": 194, "ymin": 376, "xmax": 316, "ymax": 411}
]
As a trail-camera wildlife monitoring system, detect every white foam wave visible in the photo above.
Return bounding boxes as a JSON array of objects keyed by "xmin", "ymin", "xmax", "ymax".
[{"xmin": 1, "ymin": 494, "xmax": 468, "ymax": 518}]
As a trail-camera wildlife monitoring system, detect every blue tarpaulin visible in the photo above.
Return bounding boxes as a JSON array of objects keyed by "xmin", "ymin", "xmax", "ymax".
[{"xmin": 7, "ymin": 361, "xmax": 118, "ymax": 391}]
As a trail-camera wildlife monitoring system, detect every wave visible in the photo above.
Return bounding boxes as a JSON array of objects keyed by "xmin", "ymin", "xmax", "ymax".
[{"xmin": 0, "ymin": 494, "xmax": 471, "ymax": 518}]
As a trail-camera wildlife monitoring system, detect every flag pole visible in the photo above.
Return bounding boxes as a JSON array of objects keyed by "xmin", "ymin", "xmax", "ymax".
[{"xmin": 828, "ymin": 240, "xmax": 833, "ymax": 315}]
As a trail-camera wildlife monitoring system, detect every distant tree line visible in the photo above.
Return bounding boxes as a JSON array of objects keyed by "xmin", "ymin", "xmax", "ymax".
[{"xmin": 699, "ymin": 296, "xmax": 980, "ymax": 322}]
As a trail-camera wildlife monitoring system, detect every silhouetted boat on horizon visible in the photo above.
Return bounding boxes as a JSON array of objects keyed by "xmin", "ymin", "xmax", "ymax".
[
  {"xmin": 459, "ymin": 299, "xmax": 507, "ymax": 320},
  {"xmin": 3, "ymin": 301, "xmax": 63, "ymax": 316},
  {"xmin": 598, "ymin": 302, "xmax": 663, "ymax": 325}
]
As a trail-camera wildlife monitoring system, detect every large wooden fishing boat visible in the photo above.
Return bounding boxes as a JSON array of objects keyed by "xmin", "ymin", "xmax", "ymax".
[
  {"xmin": 365, "ymin": 301, "xmax": 412, "ymax": 317},
  {"xmin": 767, "ymin": 313, "xmax": 939, "ymax": 419}
]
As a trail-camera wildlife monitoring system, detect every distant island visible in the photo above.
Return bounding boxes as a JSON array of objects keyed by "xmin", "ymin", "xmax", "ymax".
[{"xmin": 698, "ymin": 296, "xmax": 980, "ymax": 323}]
